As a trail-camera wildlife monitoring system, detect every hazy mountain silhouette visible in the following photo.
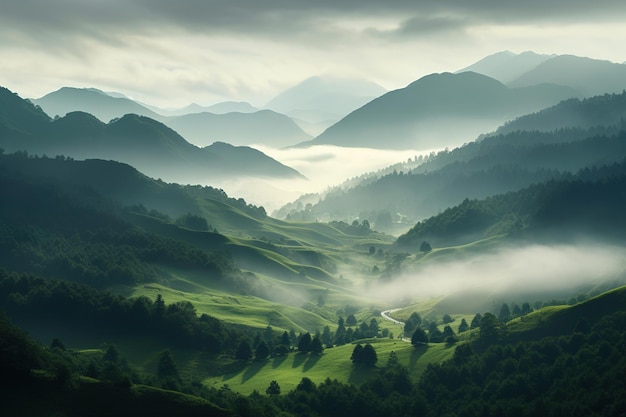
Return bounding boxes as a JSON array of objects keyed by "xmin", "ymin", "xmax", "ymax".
[
  {"xmin": 32, "ymin": 87, "xmax": 164, "ymax": 122},
  {"xmin": 456, "ymin": 51, "xmax": 554, "ymax": 83},
  {"xmin": 167, "ymin": 110, "xmax": 312, "ymax": 148},
  {"xmin": 0, "ymin": 87, "xmax": 303, "ymax": 182},
  {"xmin": 148, "ymin": 101, "xmax": 258, "ymax": 117},
  {"xmin": 301, "ymin": 72, "xmax": 578, "ymax": 150},
  {"xmin": 265, "ymin": 75, "xmax": 387, "ymax": 134},
  {"xmin": 508, "ymin": 55, "xmax": 626, "ymax": 97}
]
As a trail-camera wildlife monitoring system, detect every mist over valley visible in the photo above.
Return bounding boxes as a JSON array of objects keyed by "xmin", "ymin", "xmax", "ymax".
[{"xmin": 2, "ymin": 42, "xmax": 626, "ymax": 416}]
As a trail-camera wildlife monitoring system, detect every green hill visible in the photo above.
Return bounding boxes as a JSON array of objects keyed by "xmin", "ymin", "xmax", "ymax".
[{"xmin": 396, "ymin": 159, "xmax": 626, "ymax": 249}]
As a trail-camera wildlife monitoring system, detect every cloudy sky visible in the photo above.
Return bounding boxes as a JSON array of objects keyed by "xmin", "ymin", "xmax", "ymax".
[{"xmin": 2, "ymin": 0, "xmax": 626, "ymax": 107}]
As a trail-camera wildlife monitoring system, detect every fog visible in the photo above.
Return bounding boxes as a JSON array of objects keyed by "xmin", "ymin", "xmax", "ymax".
[
  {"xmin": 366, "ymin": 243, "xmax": 626, "ymax": 312},
  {"xmin": 209, "ymin": 145, "xmax": 427, "ymax": 212}
]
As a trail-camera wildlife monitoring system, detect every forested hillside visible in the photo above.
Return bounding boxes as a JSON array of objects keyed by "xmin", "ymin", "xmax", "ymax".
[
  {"xmin": 279, "ymin": 92, "xmax": 626, "ymax": 234},
  {"xmin": 396, "ymin": 159, "xmax": 626, "ymax": 248}
]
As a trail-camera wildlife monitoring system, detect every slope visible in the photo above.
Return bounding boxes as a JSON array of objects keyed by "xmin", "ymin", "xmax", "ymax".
[
  {"xmin": 395, "ymin": 159, "xmax": 626, "ymax": 249},
  {"xmin": 303, "ymin": 71, "xmax": 578, "ymax": 150},
  {"xmin": 32, "ymin": 87, "xmax": 164, "ymax": 122},
  {"xmin": 508, "ymin": 54, "xmax": 626, "ymax": 97},
  {"xmin": 280, "ymin": 91, "xmax": 626, "ymax": 233},
  {"xmin": 0, "ymin": 86, "xmax": 303, "ymax": 182},
  {"xmin": 456, "ymin": 50, "xmax": 554, "ymax": 84},
  {"xmin": 167, "ymin": 110, "xmax": 312, "ymax": 148}
]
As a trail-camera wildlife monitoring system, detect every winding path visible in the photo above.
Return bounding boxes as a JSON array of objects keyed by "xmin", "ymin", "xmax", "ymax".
[{"xmin": 380, "ymin": 308, "xmax": 404, "ymax": 325}]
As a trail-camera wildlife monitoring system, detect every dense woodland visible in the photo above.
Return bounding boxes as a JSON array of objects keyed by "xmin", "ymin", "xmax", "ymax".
[{"xmin": 3, "ymin": 288, "xmax": 626, "ymax": 416}]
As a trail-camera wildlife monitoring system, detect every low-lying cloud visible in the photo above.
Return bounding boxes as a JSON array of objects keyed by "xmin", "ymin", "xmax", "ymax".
[{"xmin": 367, "ymin": 243, "xmax": 626, "ymax": 311}]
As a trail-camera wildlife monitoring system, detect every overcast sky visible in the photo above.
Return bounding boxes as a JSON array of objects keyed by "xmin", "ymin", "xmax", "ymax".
[{"xmin": 2, "ymin": 0, "xmax": 626, "ymax": 107}]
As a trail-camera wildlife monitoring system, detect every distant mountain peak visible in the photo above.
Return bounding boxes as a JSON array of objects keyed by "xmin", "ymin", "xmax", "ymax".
[{"xmin": 457, "ymin": 51, "xmax": 554, "ymax": 84}]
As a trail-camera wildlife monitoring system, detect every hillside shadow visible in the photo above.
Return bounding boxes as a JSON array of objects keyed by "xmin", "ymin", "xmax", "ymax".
[
  {"xmin": 291, "ymin": 352, "xmax": 307, "ymax": 368},
  {"xmin": 241, "ymin": 360, "xmax": 267, "ymax": 383},
  {"xmin": 302, "ymin": 354, "xmax": 322, "ymax": 372},
  {"xmin": 272, "ymin": 354, "xmax": 288, "ymax": 369},
  {"xmin": 410, "ymin": 344, "xmax": 428, "ymax": 367},
  {"xmin": 348, "ymin": 364, "xmax": 376, "ymax": 385}
]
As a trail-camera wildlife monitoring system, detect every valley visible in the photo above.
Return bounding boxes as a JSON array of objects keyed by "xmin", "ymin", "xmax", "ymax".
[{"xmin": 1, "ymin": 48, "xmax": 626, "ymax": 417}]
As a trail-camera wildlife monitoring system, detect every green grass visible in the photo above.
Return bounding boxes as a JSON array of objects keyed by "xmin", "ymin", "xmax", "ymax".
[{"xmin": 202, "ymin": 338, "xmax": 456, "ymax": 395}]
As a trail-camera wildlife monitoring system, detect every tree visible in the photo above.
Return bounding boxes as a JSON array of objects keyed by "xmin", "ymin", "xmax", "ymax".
[
  {"xmin": 419, "ymin": 241, "xmax": 432, "ymax": 253},
  {"xmin": 350, "ymin": 344, "xmax": 364, "ymax": 363},
  {"xmin": 310, "ymin": 335, "xmax": 324, "ymax": 354},
  {"xmin": 443, "ymin": 325, "xmax": 457, "ymax": 344},
  {"xmin": 411, "ymin": 328, "xmax": 428, "ymax": 346},
  {"xmin": 470, "ymin": 313, "xmax": 482, "ymax": 329},
  {"xmin": 429, "ymin": 328, "xmax": 444, "ymax": 343},
  {"xmin": 369, "ymin": 318, "xmax": 379, "ymax": 337},
  {"xmin": 255, "ymin": 341, "xmax": 270, "ymax": 360},
  {"xmin": 298, "ymin": 332, "xmax": 312, "ymax": 353},
  {"xmin": 442, "ymin": 314, "xmax": 454, "ymax": 324},
  {"xmin": 296, "ymin": 377, "xmax": 316, "ymax": 393},
  {"xmin": 521, "ymin": 302, "xmax": 532, "ymax": 315},
  {"xmin": 235, "ymin": 340, "xmax": 253, "ymax": 361},
  {"xmin": 458, "ymin": 318, "xmax": 469, "ymax": 333},
  {"xmin": 157, "ymin": 350, "xmax": 180, "ymax": 381},
  {"xmin": 154, "ymin": 294, "xmax": 166, "ymax": 318},
  {"xmin": 479, "ymin": 312, "xmax": 504, "ymax": 344},
  {"xmin": 404, "ymin": 312, "xmax": 422, "ymax": 336},
  {"xmin": 360, "ymin": 343, "xmax": 378, "ymax": 366},
  {"xmin": 499, "ymin": 303, "xmax": 511, "ymax": 322},
  {"xmin": 280, "ymin": 331, "xmax": 291, "ymax": 347},
  {"xmin": 321, "ymin": 325, "xmax": 332, "ymax": 346},
  {"xmin": 266, "ymin": 380, "xmax": 281, "ymax": 395},
  {"xmin": 176, "ymin": 213, "xmax": 209, "ymax": 231},
  {"xmin": 346, "ymin": 314, "xmax": 357, "ymax": 326}
]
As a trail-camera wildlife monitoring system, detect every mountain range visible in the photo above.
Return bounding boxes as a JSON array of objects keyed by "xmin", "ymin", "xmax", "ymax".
[
  {"xmin": 166, "ymin": 110, "xmax": 312, "ymax": 148},
  {"xmin": 299, "ymin": 71, "xmax": 578, "ymax": 150},
  {"xmin": 460, "ymin": 52, "xmax": 626, "ymax": 98},
  {"xmin": 0, "ymin": 87, "xmax": 303, "ymax": 182},
  {"xmin": 278, "ymin": 90, "xmax": 626, "ymax": 234}
]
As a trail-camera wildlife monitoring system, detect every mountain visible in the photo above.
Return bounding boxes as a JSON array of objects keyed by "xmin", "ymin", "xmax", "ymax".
[
  {"xmin": 146, "ymin": 101, "xmax": 258, "ymax": 117},
  {"xmin": 301, "ymin": 71, "xmax": 579, "ymax": 150},
  {"xmin": 0, "ymin": 87, "xmax": 303, "ymax": 182},
  {"xmin": 395, "ymin": 160, "xmax": 626, "ymax": 249},
  {"xmin": 166, "ymin": 110, "xmax": 312, "ymax": 148},
  {"xmin": 508, "ymin": 55, "xmax": 626, "ymax": 97},
  {"xmin": 265, "ymin": 75, "xmax": 387, "ymax": 133},
  {"xmin": 31, "ymin": 87, "xmax": 164, "ymax": 122},
  {"xmin": 279, "ymin": 91, "xmax": 626, "ymax": 233},
  {"xmin": 456, "ymin": 50, "xmax": 554, "ymax": 84}
]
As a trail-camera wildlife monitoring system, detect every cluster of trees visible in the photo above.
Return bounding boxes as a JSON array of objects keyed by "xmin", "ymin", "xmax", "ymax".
[
  {"xmin": 0, "ymin": 270, "xmax": 244, "ymax": 354},
  {"xmin": 3, "ymin": 292, "xmax": 626, "ymax": 417},
  {"xmin": 350, "ymin": 343, "xmax": 378, "ymax": 366},
  {"xmin": 333, "ymin": 316, "xmax": 385, "ymax": 346},
  {"xmin": 328, "ymin": 219, "xmax": 374, "ymax": 236}
]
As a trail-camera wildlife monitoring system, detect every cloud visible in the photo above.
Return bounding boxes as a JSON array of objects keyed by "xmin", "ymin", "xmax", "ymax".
[
  {"xmin": 366, "ymin": 243, "xmax": 626, "ymax": 309},
  {"xmin": 2, "ymin": 0, "xmax": 626, "ymax": 106}
]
